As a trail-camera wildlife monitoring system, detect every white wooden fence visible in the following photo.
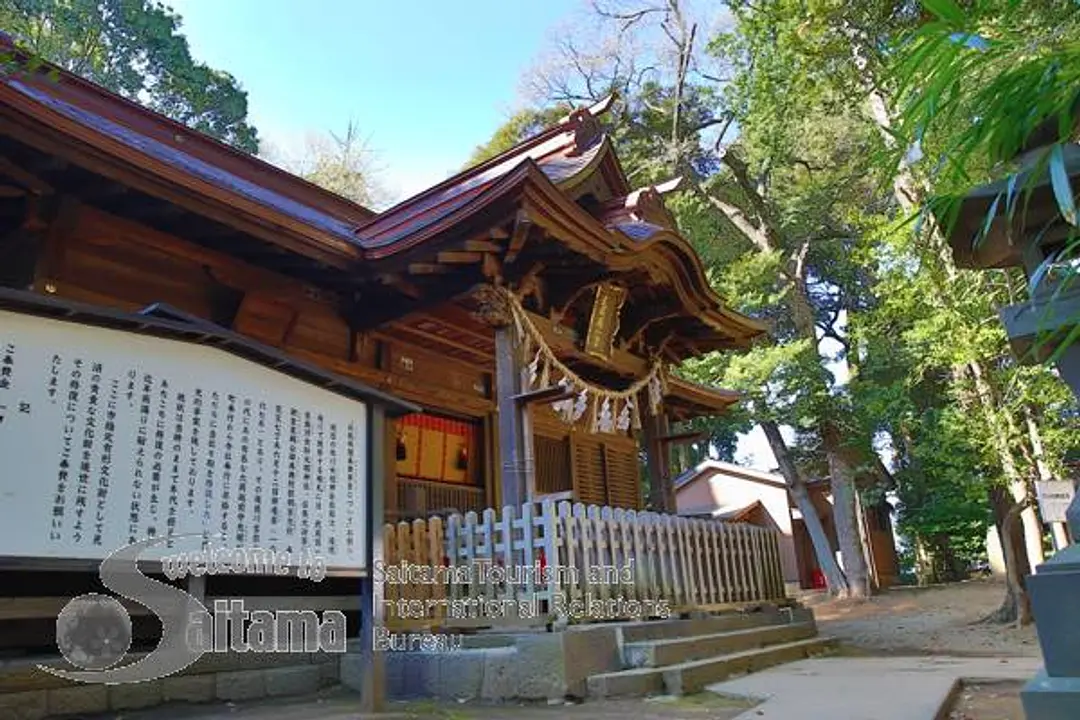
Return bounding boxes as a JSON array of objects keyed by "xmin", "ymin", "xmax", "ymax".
[{"xmin": 382, "ymin": 501, "xmax": 787, "ymax": 630}]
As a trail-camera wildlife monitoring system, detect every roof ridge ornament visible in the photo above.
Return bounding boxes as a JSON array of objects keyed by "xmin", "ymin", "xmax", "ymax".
[
  {"xmin": 566, "ymin": 108, "xmax": 603, "ymax": 156},
  {"xmin": 625, "ymin": 179, "xmax": 682, "ymax": 228},
  {"xmin": 560, "ymin": 93, "xmax": 617, "ymax": 125}
]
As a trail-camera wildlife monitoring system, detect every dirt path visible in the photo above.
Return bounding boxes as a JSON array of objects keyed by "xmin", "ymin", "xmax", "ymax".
[
  {"xmin": 97, "ymin": 689, "xmax": 756, "ymax": 720},
  {"xmin": 809, "ymin": 578, "xmax": 1040, "ymax": 657}
]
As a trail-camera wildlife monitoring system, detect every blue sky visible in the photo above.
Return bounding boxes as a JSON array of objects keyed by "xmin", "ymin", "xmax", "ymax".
[{"xmin": 168, "ymin": 0, "xmax": 581, "ymax": 201}]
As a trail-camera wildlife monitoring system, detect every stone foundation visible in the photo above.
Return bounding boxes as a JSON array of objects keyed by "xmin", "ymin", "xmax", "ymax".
[
  {"xmin": 0, "ymin": 650, "xmax": 338, "ymax": 719},
  {"xmin": 340, "ymin": 624, "xmax": 624, "ymax": 703}
]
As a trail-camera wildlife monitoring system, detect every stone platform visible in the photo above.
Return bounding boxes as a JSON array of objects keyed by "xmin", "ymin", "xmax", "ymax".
[
  {"xmin": 0, "ymin": 650, "xmax": 338, "ymax": 719},
  {"xmin": 707, "ymin": 656, "xmax": 1041, "ymax": 719},
  {"xmin": 340, "ymin": 605, "xmax": 831, "ymax": 703}
]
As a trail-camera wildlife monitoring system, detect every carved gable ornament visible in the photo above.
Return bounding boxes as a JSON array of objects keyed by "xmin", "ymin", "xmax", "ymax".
[
  {"xmin": 584, "ymin": 283, "xmax": 628, "ymax": 361},
  {"xmin": 567, "ymin": 108, "xmax": 603, "ymax": 156}
]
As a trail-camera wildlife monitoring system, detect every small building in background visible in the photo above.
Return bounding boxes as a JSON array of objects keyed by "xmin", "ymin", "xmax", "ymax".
[{"xmin": 675, "ymin": 460, "xmax": 900, "ymax": 591}]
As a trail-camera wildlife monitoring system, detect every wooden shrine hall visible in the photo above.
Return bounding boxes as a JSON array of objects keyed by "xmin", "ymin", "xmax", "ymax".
[{"xmin": 0, "ymin": 38, "xmax": 765, "ymax": 523}]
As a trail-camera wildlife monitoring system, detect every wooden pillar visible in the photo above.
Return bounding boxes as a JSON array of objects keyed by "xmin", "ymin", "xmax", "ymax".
[
  {"xmin": 494, "ymin": 326, "xmax": 529, "ymax": 508},
  {"xmin": 356, "ymin": 403, "xmax": 389, "ymax": 712},
  {"xmin": 643, "ymin": 402, "xmax": 672, "ymax": 513}
]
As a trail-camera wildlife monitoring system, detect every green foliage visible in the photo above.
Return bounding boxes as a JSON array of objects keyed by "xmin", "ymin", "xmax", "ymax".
[
  {"xmin": 889, "ymin": 0, "xmax": 1080, "ymax": 369},
  {"xmin": 893, "ymin": 0, "xmax": 1080, "ymax": 187},
  {"xmin": 477, "ymin": 0, "xmax": 1080, "ymax": 573},
  {"xmin": 1, "ymin": 0, "xmax": 259, "ymax": 152}
]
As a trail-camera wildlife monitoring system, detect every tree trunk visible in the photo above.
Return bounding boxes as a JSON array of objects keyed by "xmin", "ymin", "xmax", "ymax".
[
  {"xmin": 1024, "ymin": 405, "xmax": 1071, "ymax": 551},
  {"xmin": 967, "ymin": 361, "xmax": 1045, "ymax": 567},
  {"xmin": 860, "ymin": 50, "xmax": 1041, "ymax": 616},
  {"xmin": 821, "ymin": 420, "xmax": 872, "ymax": 598},
  {"xmin": 987, "ymin": 486, "xmax": 1034, "ymax": 625},
  {"xmin": 761, "ymin": 419, "xmax": 850, "ymax": 595}
]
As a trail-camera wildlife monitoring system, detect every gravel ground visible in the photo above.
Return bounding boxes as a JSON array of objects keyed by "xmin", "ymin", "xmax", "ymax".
[
  {"xmin": 947, "ymin": 681, "xmax": 1026, "ymax": 720},
  {"xmin": 809, "ymin": 578, "xmax": 1041, "ymax": 657}
]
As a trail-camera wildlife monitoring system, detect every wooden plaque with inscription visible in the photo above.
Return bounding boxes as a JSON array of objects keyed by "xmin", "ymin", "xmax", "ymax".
[{"xmin": 584, "ymin": 283, "xmax": 628, "ymax": 360}]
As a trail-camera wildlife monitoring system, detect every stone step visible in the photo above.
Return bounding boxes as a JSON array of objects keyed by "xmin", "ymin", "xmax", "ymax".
[
  {"xmin": 623, "ymin": 621, "xmax": 819, "ymax": 668},
  {"xmin": 617, "ymin": 606, "xmax": 813, "ymax": 644},
  {"xmin": 587, "ymin": 636, "xmax": 837, "ymax": 698}
]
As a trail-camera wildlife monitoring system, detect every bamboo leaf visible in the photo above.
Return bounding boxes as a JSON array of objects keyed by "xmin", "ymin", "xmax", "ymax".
[
  {"xmin": 1049, "ymin": 144, "xmax": 1078, "ymax": 226},
  {"xmin": 1005, "ymin": 172, "xmax": 1020, "ymax": 220},
  {"xmin": 922, "ymin": 0, "xmax": 966, "ymax": 25},
  {"xmin": 978, "ymin": 193, "xmax": 1002, "ymax": 246}
]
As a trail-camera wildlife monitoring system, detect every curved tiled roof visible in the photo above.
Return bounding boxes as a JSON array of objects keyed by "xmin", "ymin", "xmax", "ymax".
[
  {"xmin": 353, "ymin": 101, "xmax": 620, "ymax": 255},
  {"xmin": 10, "ymin": 80, "xmax": 361, "ymax": 242},
  {"xmin": 0, "ymin": 39, "xmax": 765, "ymax": 354}
]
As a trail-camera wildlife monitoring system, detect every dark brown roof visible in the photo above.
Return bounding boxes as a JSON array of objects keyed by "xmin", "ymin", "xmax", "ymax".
[
  {"xmin": 0, "ymin": 286, "xmax": 418, "ymax": 416},
  {"xmin": 0, "ymin": 37, "xmax": 374, "ymax": 261}
]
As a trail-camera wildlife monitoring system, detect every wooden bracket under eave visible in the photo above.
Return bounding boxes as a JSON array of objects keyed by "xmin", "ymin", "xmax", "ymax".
[
  {"xmin": 407, "ymin": 262, "xmax": 450, "ymax": 275},
  {"xmin": 505, "ymin": 209, "xmax": 532, "ymax": 264},
  {"xmin": 0, "ymin": 153, "xmax": 55, "ymax": 196},
  {"xmin": 481, "ymin": 252, "xmax": 503, "ymax": 285},
  {"xmin": 515, "ymin": 262, "xmax": 546, "ymax": 312},
  {"xmin": 436, "ymin": 250, "xmax": 484, "ymax": 264},
  {"xmin": 378, "ymin": 273, "xmax": 422, "ymax": 299}
]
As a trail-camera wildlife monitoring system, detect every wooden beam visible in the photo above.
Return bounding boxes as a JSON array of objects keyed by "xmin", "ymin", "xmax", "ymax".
[
  {"xmin": 495, "ymin": 327, "xmax": 529, "ymax": 507},
  {"xmin": 658, "ymin": 430, "xmax": 707, "ymax": 446},
  {"xmin": 482, "ymin": 252, "xmax": 503, "ymax": 282},
  {"xmin": 513, "ymin": 385, "xmax": 575, "ymax": 405},
  {"xmin": 287, "ymin": 347, "xmax": 494, "ymax": 415},
  {"xmin": 527, "ymin": 309, "xmax": 648, "ymax": 377},
  {"xmin": 0, "ymin": 153, "xmax": 53, "ymax": 194},
  {"xmin": 505, "ymin": 210, "xmax": 532, "ymax": 264},
  {"xmin": 464, "ymin": 239, "xmax": 502, "ymax": 253},
  {"xmin": 412, "ymin": 311, "xmax": 494, "ymax": 346},
  {"xmin": 408, "ymin": 262, "xmax": 450, "ymax": 275},
  {"xmin": 384, "ymin": 322, "xmax": 492, "ymax": 362},
  {"xmin": 378, "ymin": 273, "xmax": 422, "ymax": 299},
  {"xmin": 643, "ymin": 407, "xmax": 673, "ymax": 513},
  {"xmin": 437, "ymin": 250, "xmax": 484, "ymax": 264}
]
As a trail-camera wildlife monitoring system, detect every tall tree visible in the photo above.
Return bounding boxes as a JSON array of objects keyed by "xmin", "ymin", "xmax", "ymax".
[
  {"xmin": 514, "ymin": 0, "xmax": 878, "ymax": 596},
  {"xmin": 1, "ymin": 0, "xmax": 259, "ymax": 152}
]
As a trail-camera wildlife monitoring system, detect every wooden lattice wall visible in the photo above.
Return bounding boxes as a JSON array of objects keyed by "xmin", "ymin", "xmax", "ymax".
[{"xmin": 532, "ymin": 404, "xmax": 643, "ymax": 510}]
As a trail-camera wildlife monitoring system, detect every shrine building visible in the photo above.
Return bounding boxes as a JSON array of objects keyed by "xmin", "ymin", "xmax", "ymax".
[
  {"xmin": 0, "ymin": 37, "xmax": 815, "ymax": 710},
  {"xmin": 0, "ymin": 44, "xmax": 763, "ymax": 526}
]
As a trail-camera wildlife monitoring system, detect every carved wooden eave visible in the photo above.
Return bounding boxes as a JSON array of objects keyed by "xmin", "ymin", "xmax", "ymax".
[
  {"xmin": 599, "ymin": 177, "xmax": 684, "ymax": 230},
  {"xmin": 664, "ymin": 376, "xmax": 742, "ymax": 422}
]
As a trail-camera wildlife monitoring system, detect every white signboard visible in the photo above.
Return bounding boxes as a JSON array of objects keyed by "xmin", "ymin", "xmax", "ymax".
[
  {"xmin": 0, "ymin": 310, "xmax": 368, "ymax": 571},
  {"xmin": 1036, "ymin": 481, "xmax": 1076, "ymax": 524}
]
